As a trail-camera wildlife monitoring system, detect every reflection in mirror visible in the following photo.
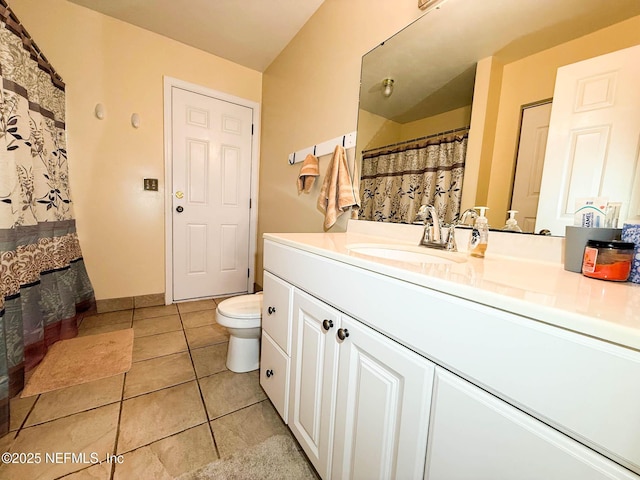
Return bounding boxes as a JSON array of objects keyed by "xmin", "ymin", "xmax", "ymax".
[{"xmin": 355, "ymin": 0, "xmax": 640, "ymax": 235}]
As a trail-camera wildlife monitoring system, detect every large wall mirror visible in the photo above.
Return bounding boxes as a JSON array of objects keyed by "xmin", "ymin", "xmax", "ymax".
[{"xmin": 356, "ymin": 0, "xmax": 640, "ymax": 235}]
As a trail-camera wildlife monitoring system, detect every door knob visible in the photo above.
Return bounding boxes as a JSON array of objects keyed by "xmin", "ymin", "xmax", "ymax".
[
  {"xmin": 267, "ymin": 306, "xmax": 276, "ymax": 315},
  {"xmin": 176, "ymin": 206, "xmax": 184, "ymax": 213},
  {"xmin": 322, "ymin": 319, "xmax": 334, "ymax": 331},
  {"xmin": 337, "ymin": 328, "xmax": 350, "ymax": 340},
  {"xmin": 266, "ymin": 369, "xmax": 274, "ymax": 378}
]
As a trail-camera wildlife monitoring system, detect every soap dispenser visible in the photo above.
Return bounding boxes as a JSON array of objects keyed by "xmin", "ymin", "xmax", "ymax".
[
  {"xmin": 502, "ymin": 210, "xmax": 523, "ymax": 233},
  {"xmin": 469, "ymin": 206, "xmax": 489, "ymax": 258}
]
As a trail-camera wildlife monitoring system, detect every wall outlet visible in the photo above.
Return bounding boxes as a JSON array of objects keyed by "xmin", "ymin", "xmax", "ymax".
[{"xmin": 144, "ymin": 178, "xmax": 158, "ymax": 191}]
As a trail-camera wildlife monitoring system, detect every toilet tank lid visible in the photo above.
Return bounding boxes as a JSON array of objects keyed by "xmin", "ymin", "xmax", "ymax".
[{"xmin": 217, "ymin": 293, "xmax": 263, "ymax": 318}]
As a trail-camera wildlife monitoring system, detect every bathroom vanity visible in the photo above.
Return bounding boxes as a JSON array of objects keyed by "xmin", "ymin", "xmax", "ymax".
[{"xmin": 259, "ymin": 222, "xmax": 640, "ymax": 479}]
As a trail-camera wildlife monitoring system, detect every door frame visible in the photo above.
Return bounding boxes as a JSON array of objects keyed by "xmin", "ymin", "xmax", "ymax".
[{"xmin": 163, "ymin": 76, "xmax": 261, "ymax": 305}]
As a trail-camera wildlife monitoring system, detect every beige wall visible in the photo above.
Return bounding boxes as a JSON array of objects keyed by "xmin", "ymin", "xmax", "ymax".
[
  {"xmin": 258, "ymin": 0, "xmax": 421, "ymax": 286},
  {"xmin": 358, "ymin": 105, "xmax": 472, "ymax": 155},
  {"xmin": 357, "ymin": 110, "xmax": 402, "ymax": 153},
  {"xmin": 10, "ymin": 0, "xmax": 262, "ymax": 300},
  {"xmin": 400, "ymin": 106, "xmax": 472, "ymax": 142},
  {"xmin": 484, "ymin": 15, "xmax": 640, "ymax": 227}
]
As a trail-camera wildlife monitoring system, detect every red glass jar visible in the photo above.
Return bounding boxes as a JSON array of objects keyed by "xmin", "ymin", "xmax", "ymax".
[{"xmin": 582, "ymin": 240, "xmax": 634, "ymax": 281}]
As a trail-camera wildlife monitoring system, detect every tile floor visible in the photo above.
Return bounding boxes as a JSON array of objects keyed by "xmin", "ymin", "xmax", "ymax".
[{"xmin": 0, "ymin": 298, "xmax": 310, "ymax": 479}]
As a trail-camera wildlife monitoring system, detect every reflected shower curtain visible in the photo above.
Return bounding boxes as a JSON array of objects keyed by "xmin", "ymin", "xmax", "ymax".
[
  {"xmin": 358, "ymin": 132, "xmax": 468, "ymax": 224},
  {"xmin": 0, "ymin": 2, "xmax": 95, "ymax": 435}
]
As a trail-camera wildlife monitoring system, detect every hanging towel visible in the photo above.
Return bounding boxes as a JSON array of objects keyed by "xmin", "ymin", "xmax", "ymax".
[
  {"xmin": 297, "ymin": 154, "xmax": 319, "ymax": 193},
  {"xmin": 317, "ymin": 145, "xmax": 360, "ymax": 229}
]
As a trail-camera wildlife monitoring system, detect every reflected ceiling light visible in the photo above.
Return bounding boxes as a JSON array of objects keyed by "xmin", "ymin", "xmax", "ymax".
[{"xmin": 382, "ymin": 78, "xmax": 394, "ymax": 98}]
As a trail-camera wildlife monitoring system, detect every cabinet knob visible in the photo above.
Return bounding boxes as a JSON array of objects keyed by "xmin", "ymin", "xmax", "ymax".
[
  {"xmin": 322, "ymin": 319, "xmax": 334, "ymax": 331},
  {"xmin": 337, "ymin": 328, "xmax": 350, "ymax": 341},
  {"xmin": 265, "ymin": 369, "xmax": 274, "ymax": 378},
  {"xmin": 267, "ymin": 306, "xmax": 276, "ymax": 315}
]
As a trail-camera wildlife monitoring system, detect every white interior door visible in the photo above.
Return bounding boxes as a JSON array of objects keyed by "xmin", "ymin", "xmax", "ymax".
[
  {"xmin": 510, "ymin": 102, "xmax": 551, "ymax": 233},
  {"xmin": 536, "ymin": 44, "xmax": 640, "ymax": 235},
  {"xmin": 171, "ymin": 86, "xmax": 253, "ymax": 301}
]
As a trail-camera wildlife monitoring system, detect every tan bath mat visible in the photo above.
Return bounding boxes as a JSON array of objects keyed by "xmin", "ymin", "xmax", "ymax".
[{"xmin": 21, "ymin": 328, "xmax": 134, "ymax": 397}]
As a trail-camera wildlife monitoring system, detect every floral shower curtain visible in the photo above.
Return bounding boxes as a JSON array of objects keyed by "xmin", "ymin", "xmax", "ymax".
[
  {"xmin": 0, "ymin": 2, "xmax": 95, "ymax": 435},
  {"xmin": 358, "ymin": 130, "xmax": 468, "ymax": 224}
]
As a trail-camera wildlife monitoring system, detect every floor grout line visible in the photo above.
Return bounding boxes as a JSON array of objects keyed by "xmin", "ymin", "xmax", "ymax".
[
  {"xmin": 108, "ymin": 374, "xmax": 127, "ymax": 480},
  {"xmin": 179, "ymin": 309, "xmax": 222, "ymax": 460}
]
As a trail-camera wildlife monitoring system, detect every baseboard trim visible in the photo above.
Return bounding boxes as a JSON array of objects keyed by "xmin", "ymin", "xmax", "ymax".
[{"xmin": 96, "ymin": 293, "xmax": 165, "ymax": 313}]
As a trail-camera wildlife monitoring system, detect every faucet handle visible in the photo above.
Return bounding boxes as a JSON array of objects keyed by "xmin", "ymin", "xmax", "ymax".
[
  {"xmin": 458, "ymin": 208, "xmax": 478, "ymax": 226},
  {"xmin": 444, "ymin": 224, "xmax": 457, "ymax": 251}
]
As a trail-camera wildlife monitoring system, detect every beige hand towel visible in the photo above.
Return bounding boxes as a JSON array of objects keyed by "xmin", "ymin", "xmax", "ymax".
[
  {"xmin": 297, "ymin": 154, "xmax": 319, "ymax": 193},
  {"xmin": 317, "ymin": 145, "xmax": 360, "ymax": 229}
]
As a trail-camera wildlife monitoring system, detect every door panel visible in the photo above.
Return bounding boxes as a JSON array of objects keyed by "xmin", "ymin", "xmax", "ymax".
[{"xmin": 172, "ymin": 87, "xmax": 253, "ymax": 301}]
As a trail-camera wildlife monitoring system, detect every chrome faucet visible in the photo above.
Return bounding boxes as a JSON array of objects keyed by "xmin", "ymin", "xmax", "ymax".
[{"xmin": 417, "ymin": 206, "xmax": 477, "ymax": 252}]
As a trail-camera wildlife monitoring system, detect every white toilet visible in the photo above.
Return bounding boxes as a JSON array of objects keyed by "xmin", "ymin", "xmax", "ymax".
[{"xmin": 216, "ymin": 292, "xmax": 263, "ymax": 373}]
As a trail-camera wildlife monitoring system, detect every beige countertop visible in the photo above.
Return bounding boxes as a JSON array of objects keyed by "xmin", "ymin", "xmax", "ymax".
[{"xmin": 264, "ymin": 225, "xmax": 640, "ymax": 351}]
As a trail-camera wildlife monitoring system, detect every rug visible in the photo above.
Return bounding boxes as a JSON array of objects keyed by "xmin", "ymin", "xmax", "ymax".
[
  {"xmin": 21, "ymin": 329, "xmax": 134, "ymax": 397},
  {"xmin": 178, "ymin": 435, "xmax": 317, "ymax": 480}
]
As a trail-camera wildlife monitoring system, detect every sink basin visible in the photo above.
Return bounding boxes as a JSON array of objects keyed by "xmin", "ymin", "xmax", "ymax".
[{"xmin": 346, "ymin": 243, "xmax": 466, "ymax": 264}]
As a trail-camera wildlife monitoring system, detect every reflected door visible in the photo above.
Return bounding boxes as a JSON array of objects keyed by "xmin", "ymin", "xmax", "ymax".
[
  {"xmin": 511, "ymin": 102, "xmax": 552, "ymax": 233},
  {"xmin": 171, "ymin": 87, "xmax": 253, "ymax": 301},
  {"xmin": 536, "ymin": 44, "xmax": 640, "ymax": 235}
]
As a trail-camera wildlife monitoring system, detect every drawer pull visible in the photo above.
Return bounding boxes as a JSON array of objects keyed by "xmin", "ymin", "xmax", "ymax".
[
  {"xmin": 337, "ymin": 328, "xmax": 350, "ymax": 341},
  {"xmin": 266, "ymin": 369, "xmax": 274, "ymax": 378},
  {"xmin": 267, "ymin": 306, "xmax": 276, "ymax": 315},
  {"xmin": 322, "ymin": 319, "xmax": 334, "ymax": 331}
]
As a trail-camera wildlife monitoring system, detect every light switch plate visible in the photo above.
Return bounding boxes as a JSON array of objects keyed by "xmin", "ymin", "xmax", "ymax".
[{"xmin": 144, "ymin": 178, "xmax": 158, "ymax": 191}]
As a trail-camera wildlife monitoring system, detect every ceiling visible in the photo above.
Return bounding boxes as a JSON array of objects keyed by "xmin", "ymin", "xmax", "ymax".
[
  {"xmin": 361, "ymin": 0, "xmax": 640, "ymax": 123},
  {"xmin": 67, "ymin": 0, "xmax": 325, "ymax": 72}
]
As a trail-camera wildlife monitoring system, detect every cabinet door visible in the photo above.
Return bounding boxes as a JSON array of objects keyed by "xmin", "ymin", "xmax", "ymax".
[
  {"xmin": 289, "ymin": 289, "xmax": 340, "ymax": 479},
  {"xmin": 425, "ymin": 368, "xmax": 639, "ymax": 480},
  {"xmin": 332, "ymin": 315, "xmax": 435, "ymax": 480},
  {"xmin": 262, "ymin": 271, "xmax": 293, "ymax": 354}
]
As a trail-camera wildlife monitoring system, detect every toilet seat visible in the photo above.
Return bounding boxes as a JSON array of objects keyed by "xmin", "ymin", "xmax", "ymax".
[{"xmin": 217, "ymin": 292, "xmax": 263, "ymax": 319}]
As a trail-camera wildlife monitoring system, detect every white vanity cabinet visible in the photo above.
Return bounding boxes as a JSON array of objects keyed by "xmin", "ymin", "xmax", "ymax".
[
  {"xmin": 262, "ymin": 237, "xmax": 640, "ymax": 480},
  {"xmin": 425, "ymin": 368, "xmax": 639, "ymax": 480},
  {"xmin": 287, "ymin": 289, "xmax": 434, "ymax": 479},
  {"xmin": 259, "ymin": 271, "xmax": 293, "ymax": 422},
  {"xmin": 332, "ymin": 315, "xmax": 434, "ymax": 480},
  {"xmin": 288, "ymin": 289, "xmax": 340, "ymax": 478}
]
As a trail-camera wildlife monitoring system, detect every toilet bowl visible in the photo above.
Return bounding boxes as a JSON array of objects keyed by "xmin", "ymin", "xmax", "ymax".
[{"xmin": 216, "ymin": 292, "xmax": 263, "ymax": 373}]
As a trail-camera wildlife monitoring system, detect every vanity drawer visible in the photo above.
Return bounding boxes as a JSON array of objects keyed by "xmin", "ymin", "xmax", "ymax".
[
  {"xmin": 260, "ymin": 330, "xmax": 290, "ymax": 423},
  {"xmin": 262, "ymin": 271, "xmax": 293, "ymax": 355}
]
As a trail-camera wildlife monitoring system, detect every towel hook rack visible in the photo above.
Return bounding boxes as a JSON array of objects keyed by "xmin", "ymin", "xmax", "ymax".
[{"xmin": 288, "ymin": 131, "xmax": 357, "ymax": 165}]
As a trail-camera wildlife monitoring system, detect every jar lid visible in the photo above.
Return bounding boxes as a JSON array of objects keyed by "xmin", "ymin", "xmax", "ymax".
[{"xmin": 586, "ymin": 239, "xmax": 635, "ymax": 249}]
